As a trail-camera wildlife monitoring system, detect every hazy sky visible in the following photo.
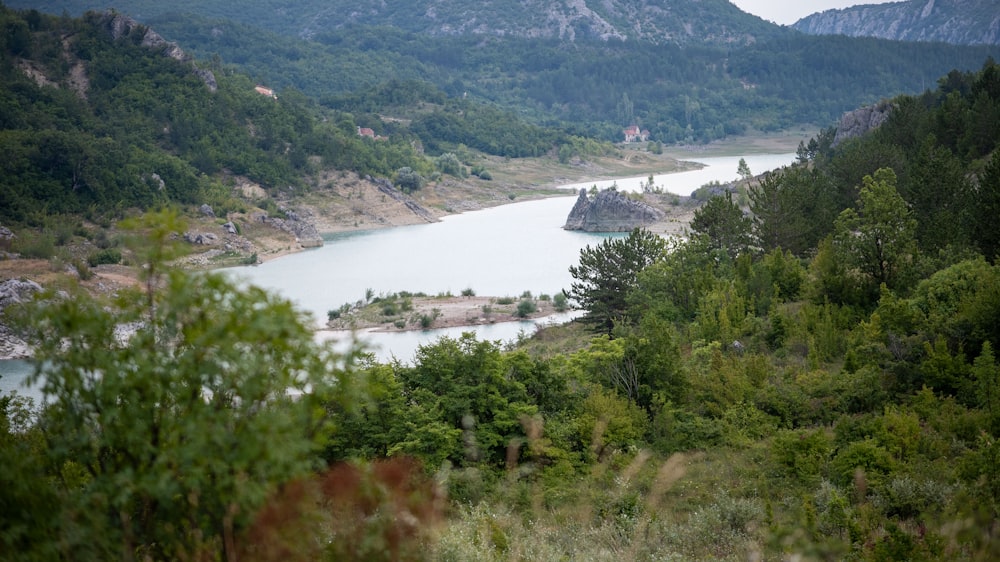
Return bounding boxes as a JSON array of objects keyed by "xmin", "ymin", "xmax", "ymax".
[{"xmin": 730, "ymin": 1, "xmax": 900, "ymax": 25}]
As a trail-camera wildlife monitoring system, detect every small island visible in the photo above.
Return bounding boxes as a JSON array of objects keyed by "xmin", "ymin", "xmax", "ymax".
[{"xmin": 325, "ymin": 290, "xmax": 570, "ymax": 332}]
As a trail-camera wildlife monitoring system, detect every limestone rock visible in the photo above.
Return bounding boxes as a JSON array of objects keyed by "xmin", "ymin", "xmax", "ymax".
[
  {"xmin": 92, "ymin": 12, "xmax": 217, "ymax": 91},
  {"xmin": 833, "ymin": 101, "xmax": 894, "ymax": 146},
  {"xmin": 184, "ymin": 232, "xmax": 218, "ymax": 245},
  {"xmin": 260, "ymin": 207, "xmax": 324, "ymax": 248},
  {"xmin": 564, "ymin": 188, "xmax": 664, "ymax": 232},
  {"xmin": 0, "ymin": 279, "xmax": 42, "ymax": 360},
  {"xmin": 793, "ymin": 0, "xmax": 1000, "ymax": 46}
]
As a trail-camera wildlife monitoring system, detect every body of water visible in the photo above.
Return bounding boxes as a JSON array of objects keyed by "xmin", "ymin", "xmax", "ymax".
[
  {"xmin": 561, "ymin": 153, "xmax": 796, "ymax": 196},
  {"xmin": 0, "ymin": 152, "xmax": 795, "ymax": 388}
]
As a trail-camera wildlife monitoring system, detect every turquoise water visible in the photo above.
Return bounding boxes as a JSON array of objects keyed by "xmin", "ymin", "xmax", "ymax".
[{"xmin": 0, "ymin": 152, "xmax": 795, "ymax": 378}]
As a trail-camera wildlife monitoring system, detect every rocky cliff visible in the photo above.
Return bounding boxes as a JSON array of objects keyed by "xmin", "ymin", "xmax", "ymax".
[
  {"xmin": 792, "ymin": 0, "xmax": 1000, "ymax": 46},
  {"xmin": 564, "ymin": 188, "xmax": 664, "ymax": 232},
  {"xmin": 12, "ymin": 0, "xmax": 783, "ymax": 47},
  {"xmin": 833, "ymin": 100, "xmax": 894, "ymax": 146},
  {"xmin": 92, "ymin": 12, "xmax": 217, "ymax": 91}
]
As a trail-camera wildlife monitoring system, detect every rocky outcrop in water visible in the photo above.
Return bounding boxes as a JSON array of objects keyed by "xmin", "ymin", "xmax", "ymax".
[
  {"xmin": 792, "ymin": 0, "xmax": 1000, "ymax": 46},
  {"xmin": 564, "ymin": 188, "xmax": 664, "ymax": 232},
  {"xmin": 833, "ymin": 101, "xmax": 894, "ymax": 146}
]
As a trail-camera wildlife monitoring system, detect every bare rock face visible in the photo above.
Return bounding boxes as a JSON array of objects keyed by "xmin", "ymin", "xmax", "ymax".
[
  {"xmin": 367, "ymin": 175, "xmax": 437, "ymax": 224},
  {"xmin": 833, "ymin": 101, "xmax": 894, "ymax": 146},
  {"xmin": 259, "ymin": 207, "xmax": 324, "ymax": 248},
  {"xmin": 793, "ymin": 0, "xmax": 1000, "ymax": 46},
  {"xmin": 564, "ymin": 188, "xmax": 664, "ymax": 232},
  {"xmin": 0, "ymin": 279, "xmax": 43, "ymax": 360},
  {"xmin": 92, "ymin": 12, "xmax": 218, "ymax": 92}
]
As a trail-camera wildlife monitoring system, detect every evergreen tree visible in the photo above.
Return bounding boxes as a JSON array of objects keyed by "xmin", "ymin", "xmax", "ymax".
[{"xmin": 566, "ymin": 228, "xmax": 666, "ymax": 333}]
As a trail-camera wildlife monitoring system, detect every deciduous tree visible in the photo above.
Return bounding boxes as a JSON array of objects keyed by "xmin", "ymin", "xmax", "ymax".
[
  {"xmin": 7, "ymin": 210, "xmax": 359, "ymax": 560},
  {"xmin": 833, "ymin": 168, "xmax": 918, "ymax": 293}
]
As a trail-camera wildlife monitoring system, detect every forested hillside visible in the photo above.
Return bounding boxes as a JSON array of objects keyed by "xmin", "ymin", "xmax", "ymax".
[
  {"xmin": 0, "ymin": 7, "xmax": 434, "ymax": 225},
  {"xmin": 3, "ymin": 58, "xmax": 1000, "ymax": 559},
  {"xmin": 10, "ymin": 0, "xmax": 783, "ymax": 45},
  {"xmin": 0, "ymin": 5, "xmax": 600, "ymax": 233},
  {"xmin": 11, "ymin": 0, "xmax": 1000, "ymax": 143}
]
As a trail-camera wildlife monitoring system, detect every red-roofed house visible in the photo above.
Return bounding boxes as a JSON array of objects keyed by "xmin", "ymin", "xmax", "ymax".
[
  {"xmin": 623, "ymin": 125, "xmax": 650, "ymax": 143},
  {"xmin": 357, "ymin": 126, "xmax": 387, "ymax": 140},
  {"xmin": 254, "ymin": 85, "xmax": 277, "ymax": 99}
]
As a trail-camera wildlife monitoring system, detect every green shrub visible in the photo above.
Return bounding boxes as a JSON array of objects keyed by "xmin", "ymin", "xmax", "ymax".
[
  {"xmin": 418, "ymin": 309, "xmax": 441, "ymax": 329},
  {"xmin": 72, "ymin": 258, "xmax": 93, "ymax": 280},
  {"xmin": 14, "ymin": 232, "xmax": 55, "ymax": 259},
  {"xmin": 394, "ymin": 167, "xmax": 424, "ymax": 192},
  {"xmin": 553, "ymin": 292, "xmax": 569, "ymax": 312},
  {"xmin": 771, "ymin": 429, "xmax": 832, "ymax": 483},
  {"xmin": 496, "ymin": 296, "xmax": 515, "ymax": 305},
  {"xmin": 436, "ymin": 153, "xmax": 467, "ymax": 178},
  {"xmin": 515, "ymin": 299, "xmax": 537, "ymax": 318},
  {"xmin": 87, "ymin": 248, "xmax": 122, "ymax": 267},
  {"xmin": 830, "ymin": 439, "xmax": 896, "ymax": 487},
  {"xmin": 871, "ymin": 476, "xmax": 951, "ymax": 519}
]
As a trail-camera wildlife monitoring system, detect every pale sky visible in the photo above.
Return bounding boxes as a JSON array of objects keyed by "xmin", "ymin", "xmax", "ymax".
[{"xmin": 730, "ymin": 0, "xmax": 901, "ymax": 25}]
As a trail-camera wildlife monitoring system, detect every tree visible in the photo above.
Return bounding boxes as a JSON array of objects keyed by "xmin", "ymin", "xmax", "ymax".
[
  {"xmin": 7, "ymin": 211, "xmax": 359, "ymax": 560},
  {"xmin": 396, "ymin": 333, "xmax": 536, "ymax": 467},
  {"xmin": 749, "ymin": 167, "xmax": 835, "ymax": 256},
  {"xmin": 690, "ymin": 192, "xmax": 752, "ymax": 259},
  {"xmin": 901, "ymin": 135, "xmax": 971, "ymax": 253},
  {"xmin": 972, "ymin": 150, "xmax": 1000, "ymax": 260},
  {"xmin": 394, "ymin": 166, "xmax": 424, "ymax": 192},
  {"xmin": 566, "ymin": 228, "xmax": 666, "ymax": 333},
  {"xmin": 833, "ymin": 168, "xmax": 918, "ymax": 293},
  {"xmin": 737, "ymin": 157, "xmax": 752, "ymax": 182}
]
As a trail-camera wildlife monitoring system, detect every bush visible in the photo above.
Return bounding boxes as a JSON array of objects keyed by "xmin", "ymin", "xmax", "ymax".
[
  {"xmin": 418, "ymin": 309, "xmax": 441, "ymax": 329},
  {"xmin": 436, "ymin": 153, "xmax": 467, "ymax": 178},
  {"xmin": 830, "ymin": 439, "xmax": 896, "ymax": 487},
  {"xmin": 516, "ymin": 299, "xmax": 537, "ymax": 318},
  {"xmin": 394, "ymin": 167, "xmax": 424, "ymax": 192},
  {"xmin": 14, "ymin": 232, "xmax": 55, "ymax": 259},
  {"xmin": 553, "ymin": 292, "xmax": 569, "ymax": 312},
  {"xmin": 87, "ymin": 248, "xmax": 122, "ymax": 267},
  {"xmin": 771, "ymin": 429, "xmax": 832, "ymax": 483},
  {"xmin": 461, "ymin": 288, "xmax": 476, "ymax": 297}
]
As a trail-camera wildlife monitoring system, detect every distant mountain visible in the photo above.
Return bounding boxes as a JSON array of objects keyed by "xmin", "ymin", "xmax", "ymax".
[
  {"xmin": 8, "ymin": 0, "xmax": 783, "ymax": 46},
  {"xmin": 792, "ymin": 0, "xmax": 1000, "ymax": 46}
]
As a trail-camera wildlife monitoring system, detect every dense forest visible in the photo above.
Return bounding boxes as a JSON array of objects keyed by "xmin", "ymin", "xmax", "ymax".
[
  {"xmin": 7, "ymin": 0, "xmax": 1000, "ymax": 143},
  {"xmin": 144, "ymin": 13, "xmax": 1000, "ymax": 143},
  {"xmin": 3, "ymin": 10, "xmax": 1000, "ymax": 553},
  {"xmin": 0, "ymin": 5, "xmax": 601, "ymax": 232}
]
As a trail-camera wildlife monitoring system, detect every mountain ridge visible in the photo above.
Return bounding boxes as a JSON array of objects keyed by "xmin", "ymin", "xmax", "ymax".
[
  {"xmin": 8, "ymin": 0, "xmax": 784, "ymax": 46},
  {"xmin": 792, "ymin": 0, "xmax": 1000, "ymax": 46}
]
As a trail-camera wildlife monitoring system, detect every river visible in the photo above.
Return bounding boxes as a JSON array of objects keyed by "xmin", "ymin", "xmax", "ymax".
[{"xmin": 0, "ymin": 152, "xmax": 796, "ymax": 400}]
